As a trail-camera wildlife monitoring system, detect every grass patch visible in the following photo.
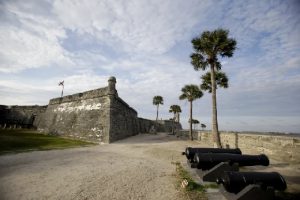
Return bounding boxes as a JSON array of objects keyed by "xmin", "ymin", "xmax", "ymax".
[
  {"xmin": 173, "ymin": 161, "xmax": 208, "ymax": 200},
  {"xmin": 0, "ymin": 129, "xmax": 95, "ymax": 154}
]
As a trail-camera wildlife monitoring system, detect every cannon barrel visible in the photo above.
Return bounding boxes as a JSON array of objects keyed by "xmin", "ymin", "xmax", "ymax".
[
  {"xmin": 194, "ymin": 153, "xmax": 269, "ymax": 170},
  {"xmin": 216, "ymin": 171, "xmax": 287, "ymax": 194},
  {"xmin": 184, "ymin": 147, "xmax": 242, "ymax": 161}
]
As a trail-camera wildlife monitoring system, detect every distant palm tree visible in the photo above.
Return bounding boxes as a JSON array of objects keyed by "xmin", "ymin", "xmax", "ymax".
[
  {"xmin": 201, "ymin": 71, "xmax": 228, "ymax": 93},
  {"xmin": 201, "ymin": 123, "xmax": 206, "ymax": 131},
  {"xmin": 191, "ymin": 29, "xmax": 236, "ymax": 147},
  {"xmin": 169, "ymin": 105, "xmax": 182, "ymax": 122},
  {"xmin": 189, "ymin": 119, "xmax": 200, "ymax": 131},
  {"xmin": 179, "ymin": 85, "xmax": 203, "ymax": 140},
  {"xmin": 153, "ymin": 96, "xmax": 164, "ymax": 121},
  {"xmin": 169, "ymin": 105, "xmax": 182, "ymax": 134}
]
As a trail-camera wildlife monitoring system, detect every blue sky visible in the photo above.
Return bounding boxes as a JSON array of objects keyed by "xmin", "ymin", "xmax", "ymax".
[{"xmin": 0, "ymin": 0, "xmax": 300, "ymax": 133}]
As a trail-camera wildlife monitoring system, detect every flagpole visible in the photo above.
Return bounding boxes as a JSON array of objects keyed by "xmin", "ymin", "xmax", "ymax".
[
  {"xmin": 59, "ymin": 80, "xmax": 64, "ymax": 98},
  {"xmin": 61, "ymin": 85, "xmax": 64, "ymax": 97}
]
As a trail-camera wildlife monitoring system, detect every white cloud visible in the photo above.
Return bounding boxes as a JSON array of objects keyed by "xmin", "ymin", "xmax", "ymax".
[
  {"xmin": 0, "ymin": 1, "xmax": 72, "ymax": 73},
  {"xmin": 52, "ymin": 0, "xmax": 209, "ymax": 55}
]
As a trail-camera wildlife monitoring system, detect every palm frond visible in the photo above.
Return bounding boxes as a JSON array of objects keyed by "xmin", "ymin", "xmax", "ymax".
[
  {"xmin": 179, "ymin": 84, "xmax": 203, "ymax": 102},
  {"xmin": 200, "ymin": 71, "xmax": 229, "ymax": 93}
]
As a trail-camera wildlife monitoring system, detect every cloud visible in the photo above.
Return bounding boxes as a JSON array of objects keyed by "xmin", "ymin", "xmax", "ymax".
[
  {"xmin": 52, "ymin": 0, "xmax": 210, "ymax": 55},
  {"xmin": 0, "ymin": 0, "xmax": 72, "ymax": 73}
]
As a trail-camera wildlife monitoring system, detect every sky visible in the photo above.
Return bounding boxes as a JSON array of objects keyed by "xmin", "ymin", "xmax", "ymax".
[{"xmin": 0, "ymin": 0, "xmax": 300, "ymax": 133}]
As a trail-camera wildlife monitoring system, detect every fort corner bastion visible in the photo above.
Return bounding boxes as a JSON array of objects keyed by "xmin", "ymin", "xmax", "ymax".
[{"xmin": 0, "ymin": 77, "xmax": 182, "ymax": 143}]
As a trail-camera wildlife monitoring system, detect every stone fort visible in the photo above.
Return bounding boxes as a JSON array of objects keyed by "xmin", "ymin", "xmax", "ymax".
[{"xmin": 0, "ymin": 77, "xmax": 181, "ymax": 143}]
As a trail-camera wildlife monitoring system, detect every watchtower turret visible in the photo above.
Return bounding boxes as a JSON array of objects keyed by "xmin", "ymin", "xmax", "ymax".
[{"xmin": 108, "ymin": 76, "xmax": 117, "ymax": 96}]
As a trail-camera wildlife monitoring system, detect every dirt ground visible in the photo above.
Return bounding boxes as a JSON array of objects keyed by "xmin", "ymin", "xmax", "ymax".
[
  {"xmin": 0, "ymin": 132, "xmax": 299, "ymax": 200},
  {"xmin": 0, "ymin": 133, "xmax": 195, "ymax": 200}
]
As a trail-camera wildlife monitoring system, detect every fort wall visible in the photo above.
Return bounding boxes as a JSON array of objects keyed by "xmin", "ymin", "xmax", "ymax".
[
  {"xmin": 197, "ymin": 131, "xmax": 300, "ymax": 164},
  {"xmin": 138, "ymin": 118, "xmax": 156, "ymax": 133},
  {"xmin": 109, "ymin": 96, "xmax": 139, "ymax": 142},
  {"xmin": 0, "ymin": 105, "xmax": 47, "ymax": 128},
  {"xmin": 37, "ymin": 86, "xmax": 111, "ymax": 143},
  {"xmin": 156, "ymin": 120, "xmax": 182, "ymax": 132}
]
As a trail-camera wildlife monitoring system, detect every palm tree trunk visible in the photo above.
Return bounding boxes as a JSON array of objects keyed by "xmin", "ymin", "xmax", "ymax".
[
  {"xmin": 156, "ymin": 104, "xmax": 159, "ymax": 121},
  {"xmin": 171, "ymin": 114, "xmax": 175, "ymax": 134},
  {"xmin": 210, "ymin": 64, "xmax": 222, "ymax": 148},
  {"xmin": 190, "ymin": 101, "xmax": 193, "ymax": 141}
]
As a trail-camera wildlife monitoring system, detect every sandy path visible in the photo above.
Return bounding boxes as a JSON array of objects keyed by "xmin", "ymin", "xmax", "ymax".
[{"xmin": 0, "ymin": 133, "xmax": 194, "ymax": 200}]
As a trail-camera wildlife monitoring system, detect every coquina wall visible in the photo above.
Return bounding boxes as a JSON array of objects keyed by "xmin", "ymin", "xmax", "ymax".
[
  {"xmin": 37, "ymin": 86, "xmax": 112, "ymax": 143},
  {"xmin": 109, "ymin": 95, "xmax": 139, "ymax": 142},
  {"xmin": 156, "ymin": 120, "xmax": 182, "ymax": 132},
  {"xmin": 35, "ymin": 77, "xmax": 181, "ymax": 143},
  {"xmin": 197, "ymin": 131, "xmax": 300, "ymax": 164},
  {"xmin": 37, "ymin": 77, "xmax": 130, "ymax": 143},
  {"xmin": 0, "ymin": 105, "xmax": 47, "ymax": 128}
]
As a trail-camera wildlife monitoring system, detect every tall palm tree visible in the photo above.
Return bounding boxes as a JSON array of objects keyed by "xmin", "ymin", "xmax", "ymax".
[
  {"xmin": 153, "ymin": 96, "xmax": 164, "ymax": 121},
  {"xmin": 179, "ymin": 85, "xmax": 203, "ymax": 141},
  {"xmin": 169, "ymin": 105, "xmax": 182, "ymax": 134},
  {"xmin": 169, "ymin": 105, "xmax": 182, "ymax": 122},
  {"xmin": 200, "ymin": 71, "xmax": 228, "ymax": 93},
  {"xmin": 191, "ymin": 29, "xmax": 236, "ymax": 147}
]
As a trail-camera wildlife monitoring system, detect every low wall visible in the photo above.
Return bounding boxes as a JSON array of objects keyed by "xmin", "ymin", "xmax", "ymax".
[
  {"xmin": 156, "ymin": 120, "xmax": 182, "ymax": 132},
  {"xmin": 198, "ymin": 131, "xmax": 300, "ymax": 164},
  {"xmin": 138, "ymin": 118, "xmax": 156, "ymax": 133},
  {"xmin": 0, "ymin": 105, "xmax": 47, "ymax": 128}
]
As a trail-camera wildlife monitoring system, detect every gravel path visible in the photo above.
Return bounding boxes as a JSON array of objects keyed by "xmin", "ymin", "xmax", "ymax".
[{"xmin": 0, "ymin": 133, "xmax": 195, "ymax": 200}]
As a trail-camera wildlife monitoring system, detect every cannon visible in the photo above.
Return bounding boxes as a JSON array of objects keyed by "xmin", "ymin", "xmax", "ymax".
[
  {"xmin": 217, "ymin": 171, "xmax": 287, "ymax": 194},
  {"xmin": 183, "ymin": 147, "xmax": 242, "ymax": 161},
  {"xmin": 194, "ymin": 153, "xmax": 269, "ymax": 170}
]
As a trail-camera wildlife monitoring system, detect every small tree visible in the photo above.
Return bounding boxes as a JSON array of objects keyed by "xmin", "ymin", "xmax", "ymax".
[
  {"xmin": 169, "ymin": 105, "xmax": 182, "ymax": 134},
  {"xmin": 153, "ymin": 96, "xmax": 163, "ymax": 121},
  {"xmin": 189, "ymin": 119, "xmax": 200, "ymax": 131},
  {"xmin": 179, "ymin": 85, "xmax": 203, "ymax": 141},
  {"xmin": 169, "ymin": 105, "xmax": 182, "ymax": 122},
  {"xmin": 201, "ymin": 123, "xmax": 206, "ymax": 131}
]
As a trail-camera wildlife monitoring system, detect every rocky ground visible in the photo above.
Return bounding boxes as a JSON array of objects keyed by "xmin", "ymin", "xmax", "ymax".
[{"xmin": 0, "ymin": 132, "xmax": 299, "ymax": 200}]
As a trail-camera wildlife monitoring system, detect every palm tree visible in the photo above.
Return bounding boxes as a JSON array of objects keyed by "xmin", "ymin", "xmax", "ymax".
[
  {"xmin": 153, "ymin": 96, "xmax": 163, "ymax": 121},
  {"xmin": 169, "ymin": 105, "xmax": 182, "ymax": 134},
  {"xmin": 200, "ymin": 71, "xmax": 228, "ymax": 93},
  {"xmin": 189, "ymin": 119, "xmax": 200, "ymax": 131},
  {"xmin": 169, "ymin": 105, "xmax": 182, "ymax": 122},
  {"xmin": 191, "ymin": 29, "xmax": 236, "ymax": 148},
  {"xmin": 179, "ymin": 85, "xmax": 203, "ymax": 141}
]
